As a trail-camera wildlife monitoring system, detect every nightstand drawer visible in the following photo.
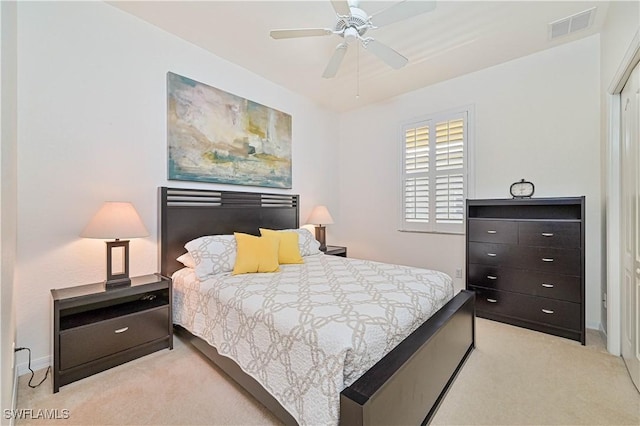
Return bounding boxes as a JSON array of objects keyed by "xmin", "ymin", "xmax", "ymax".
[
  {"xmin": 59, "ymin": 306, "xmax": 169, "ymax": 370},
  {"xmin": 468, "ymin": 220, "xmax": 518, "ymax": 244},
  {"xmin": 324, "ymin": 245, "xmax": 347, "ymax": 257}
]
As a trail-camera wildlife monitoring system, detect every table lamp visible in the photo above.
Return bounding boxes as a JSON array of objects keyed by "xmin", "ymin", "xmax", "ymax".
[
  {"xmin": 81, "ymin": 201, "xmax": 149, "ymax": 289},
  {"xmin": 307, "ymin": 205, "xmax": 334, "ymax": 251}
]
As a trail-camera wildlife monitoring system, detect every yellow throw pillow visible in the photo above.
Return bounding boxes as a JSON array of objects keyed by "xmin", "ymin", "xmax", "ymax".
[
  {"xmin": 232, "ymin": 233, "xmax": 280, "ymax": 275},
  {"xmin": 259, "ymin": 228, "xmax": 304, "ymax": 264}
]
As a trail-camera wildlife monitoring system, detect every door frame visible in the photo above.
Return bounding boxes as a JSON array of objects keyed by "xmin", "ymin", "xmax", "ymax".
[{"xmin": 607, "ymin": 29, "xmax": 640, "ymax": 355}]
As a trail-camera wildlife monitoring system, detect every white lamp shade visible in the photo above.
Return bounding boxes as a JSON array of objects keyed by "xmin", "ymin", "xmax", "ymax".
[
  {"xmin": 307, "ymin": 205, "xmax": 334, "ymax": 225},
  {"xmin": 81, "ymin": 202, "xmax": 149, "ymax": 239}
]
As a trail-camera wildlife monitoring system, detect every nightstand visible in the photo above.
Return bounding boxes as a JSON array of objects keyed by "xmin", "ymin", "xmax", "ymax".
[
  {"xmin": 51, "ymin": 274, "xmax": 172, "ymax": 393},
  {"xmin": 324, "ymin": 245, "xmax": 347, "ymax": 257}
]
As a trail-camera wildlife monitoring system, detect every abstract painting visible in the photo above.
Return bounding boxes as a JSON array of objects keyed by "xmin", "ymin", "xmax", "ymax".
[{"xmin": 167, "ymin": 72, "xmax": 292, "ymax": 188}]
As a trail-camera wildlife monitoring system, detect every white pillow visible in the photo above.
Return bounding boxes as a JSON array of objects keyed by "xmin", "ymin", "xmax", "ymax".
[
  {"xmin": 299, "ymin": 228, "xmax": 322, "ymax": 256},
  {"xmin": 176, "ymin": 253, "xmax": 196, "ymax": 269},
  {"xmin": 270, "ymin": 228, "xmax": 320, "ymax": 256},
  {"xmin": 184, "ymin": 234, "xmax": 237, "ymax": 280}
]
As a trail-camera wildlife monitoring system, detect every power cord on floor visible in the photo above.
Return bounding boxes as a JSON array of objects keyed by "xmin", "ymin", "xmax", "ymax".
[{"xmin": 15, "ymin": 347, "xmax": 51, "ymax": 388}]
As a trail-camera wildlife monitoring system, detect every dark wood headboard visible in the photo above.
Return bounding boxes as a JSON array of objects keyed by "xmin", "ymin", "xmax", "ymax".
[{"xmin": 158, "ymin": 187, "xmax": 299, "ymax": 277}]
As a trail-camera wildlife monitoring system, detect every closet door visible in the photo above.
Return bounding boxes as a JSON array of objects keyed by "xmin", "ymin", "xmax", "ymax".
[{"xmin": 621, "ymin": 61, "xmax": 639, "ymax": 391}]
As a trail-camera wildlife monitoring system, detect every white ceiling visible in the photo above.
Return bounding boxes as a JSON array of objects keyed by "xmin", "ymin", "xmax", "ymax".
[{"xmin": 109, "ymin": 1, "xmax": 610, "ymax": 112}]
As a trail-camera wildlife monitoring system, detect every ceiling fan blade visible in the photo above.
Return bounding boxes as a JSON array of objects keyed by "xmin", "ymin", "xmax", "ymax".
[
  {"xmin": 322, "ymin": 43, "xmax": 348, "ymax": 78},
  {"xmin": 371, "ymin": 0, "xmax": 436, "ymax": 27},
  {"xmin": 331, "ymin": 0, "xmax": 351, "ymax": 16},
  {"xmin": 364, "ymin": 39, "xmax": 408, "ymax": 69},
  {"xmin": 270, "ymin": 28, "xmax": 333, "ymax": 39}
]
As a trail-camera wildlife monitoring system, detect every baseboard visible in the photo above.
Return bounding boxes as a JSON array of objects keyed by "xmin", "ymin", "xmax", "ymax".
[
  {"xmin": 8, "ymin": 354, "xmax": 51, "ymax": 426},
  {"xmin": 16, "ymin": 354, "xmax": 51, "ymax": 377},
  {"xmin": 10, "ymin": 361, "xmax": 18, "ymax": 426},
  {"xmin": 598, "ymin": 323, "xmax": 609, "ymax": 353},
  {"xmin": 586, "ymin": 321, "xmax": 601, "ymax": 331},
  {"xmin": 599, "ymin": 322, "xmax": 607, "ymax": 337}
]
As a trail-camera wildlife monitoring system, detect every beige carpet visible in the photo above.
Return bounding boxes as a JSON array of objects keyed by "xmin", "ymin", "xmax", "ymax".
[{"xmin": 16, "ymin": 319, "xmax": 640, "ymax": 425}]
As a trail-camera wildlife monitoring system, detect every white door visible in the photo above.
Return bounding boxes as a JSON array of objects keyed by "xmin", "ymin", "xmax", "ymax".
[{"xmin": 621, "ymin": 61, "xmax": 640, "ymax": 391}]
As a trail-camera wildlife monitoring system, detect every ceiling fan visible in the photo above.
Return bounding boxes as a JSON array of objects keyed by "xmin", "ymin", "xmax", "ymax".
[{"xmin": 270, "ymin": 0, "xmax": 436, "ymax": 78}]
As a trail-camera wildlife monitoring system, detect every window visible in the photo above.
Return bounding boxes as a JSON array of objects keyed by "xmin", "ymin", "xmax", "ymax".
[{"xmin": 401, "ymin": 107, "xmax": 473, "ymax": 233}]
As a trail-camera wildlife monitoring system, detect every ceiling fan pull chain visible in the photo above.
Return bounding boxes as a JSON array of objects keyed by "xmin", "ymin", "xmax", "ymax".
[{"xmin": 356, "ymin": 41, "xmax": 360, "ymax": 99}]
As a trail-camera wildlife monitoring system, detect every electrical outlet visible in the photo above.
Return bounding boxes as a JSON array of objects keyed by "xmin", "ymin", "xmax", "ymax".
[{"xmin": 455, "ymin": 268, "xmax": 462, "ymax": 278}]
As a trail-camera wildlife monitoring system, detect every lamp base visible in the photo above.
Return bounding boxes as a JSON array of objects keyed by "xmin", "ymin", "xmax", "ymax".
[
  {"xmin": 105, "ymin": 277, "xmax": 131, "ymax": 290},
  {"xmin": 315, "ymin": 225, "xmax": 327, "ymax": 252},
  {"xmin": 105, "ymin": 239, "xmax": 131, "ymax": 290}
]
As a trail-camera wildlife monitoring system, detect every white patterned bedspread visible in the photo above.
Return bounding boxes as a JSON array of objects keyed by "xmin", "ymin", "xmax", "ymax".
[{"xmin": 172, "ymin": 253, "xmax": 454, "ymax": 426}]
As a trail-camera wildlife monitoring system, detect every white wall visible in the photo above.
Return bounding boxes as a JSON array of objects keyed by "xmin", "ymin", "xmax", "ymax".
[
  {"xmin": 336, "ymin": 36, "xmax": 602, "ymax": 329},
  {"xmin": 0, "ymin": 0, "xmax": 18, "ymax": 419},
  {"xmin": 14, "ymin": 1, "xmax": 623, "ymax": 367},
  {"xmin": 16, "ymin": 2, "xmax": 339, "ymax": 364}
]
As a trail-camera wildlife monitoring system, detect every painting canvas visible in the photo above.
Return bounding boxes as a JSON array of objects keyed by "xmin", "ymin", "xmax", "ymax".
[{"xmin": 167, "ymin": 72, "xmax": 292, "ymax": 188}]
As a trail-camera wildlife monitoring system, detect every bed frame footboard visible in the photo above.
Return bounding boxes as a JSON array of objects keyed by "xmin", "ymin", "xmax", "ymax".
[{"xmin": 340, "ymin": 289, "xmax": 475, "ymax": 426}]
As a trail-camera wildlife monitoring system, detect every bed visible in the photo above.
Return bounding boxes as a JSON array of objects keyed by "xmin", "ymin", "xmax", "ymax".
[{"xmin": 159, "ymin": 187, "xmax": 475, "ymax": 425}]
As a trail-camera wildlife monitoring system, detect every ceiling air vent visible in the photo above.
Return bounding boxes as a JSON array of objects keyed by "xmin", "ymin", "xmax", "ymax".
[{"xmin": 549, "ymin": 7, "xmax": 596, "ymax": 40}]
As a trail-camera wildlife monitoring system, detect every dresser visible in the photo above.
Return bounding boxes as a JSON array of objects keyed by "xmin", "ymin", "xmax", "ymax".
[{"xmin": 466, "ymin": 197, "xmax": 585, "ymax": 344}]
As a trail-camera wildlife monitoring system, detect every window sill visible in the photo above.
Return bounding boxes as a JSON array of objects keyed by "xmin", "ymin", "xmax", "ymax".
[{"xmin": 398, "ymin": 229, "xmax": 465, "ymax": 235}]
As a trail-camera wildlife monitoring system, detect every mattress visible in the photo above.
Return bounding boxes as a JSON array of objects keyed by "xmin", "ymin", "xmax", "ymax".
[{"xmin": 172, "ymin": 253, "xmax": 454, "ymax": 425}]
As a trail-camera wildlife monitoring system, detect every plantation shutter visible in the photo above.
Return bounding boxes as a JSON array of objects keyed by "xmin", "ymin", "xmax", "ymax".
[
  {"xmin": 403, "ymin": 123, "xmax": 430, "ymax": 226},
  {"xmin": 401, "ymin": 110, "xmax": 469, "ymax": 233},
  {"xmin": 434, "ymin": 116, "xmax": 465, "ymax": 229}
]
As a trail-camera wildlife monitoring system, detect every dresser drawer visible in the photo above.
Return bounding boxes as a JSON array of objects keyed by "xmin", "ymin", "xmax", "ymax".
[
  {"xmin": 467, "ymin": 264, "xmax": 503, "ymax": 289},
  {"xmin": 59, "ymin": 306, "xmax": 169, "ymax": 370},
  {"xmin": 472, "ymin": 287, "xmax": 580, "ymax": 330},
  {"xmin": 468, "ymin": 264, "xmax": 581, "ymax": 302},
  {"xmin": 468, "ymin": 220, "xmax": 518, "ymax": 244},
  {"xmin": 468, "ymin": 242, "xmax": 513, "ymax": 266},
  {"xmin": 514, "ymin": 246, "xmax": 581, "ymax": 275},
  {"xmin": 518, "ymin": 221, "xmax": 581, "ymax": 248}
]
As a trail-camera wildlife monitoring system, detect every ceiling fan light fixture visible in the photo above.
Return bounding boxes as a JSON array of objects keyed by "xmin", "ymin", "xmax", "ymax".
[
  {"xmin": 334, "ymin": 7, "xmax": 369, "ymax": 36},
  {"xmin": 344, "ymin": 27, "xmax": 359, "ymax": 43}
]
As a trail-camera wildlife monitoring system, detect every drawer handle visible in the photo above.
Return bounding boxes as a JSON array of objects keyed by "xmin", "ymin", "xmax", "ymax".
[
  {"xmin": 541, "ymin": 232, "xmax": 554, "ymax": 237},
  {"xmin": 541, "ymin": 283, "xmax": 554, "ymax": 288},
  {"xmin": 487, "ymin": 253, "xmax": 497, "ymax": 257},
  {"xmin": 487, "ymin": 230, "xmax": 497, "ymax": 234},
  {"xmin": 487, "ymin": 275, "xmax": 498, "ymax": 280},
  {"xmin": 542, "ymin": 258, "xmax": 554, "ymax": 262},
  {"xmin": 486, "ymin": 298, "xmax": 498, "ymax": 303},
  {"xmin": 541, "ymin": 309, "xmax": 554, "ymax": 314},
  {"xmin": 114, "ymin": 327, "xmax": 129, "ymax": 334}
]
